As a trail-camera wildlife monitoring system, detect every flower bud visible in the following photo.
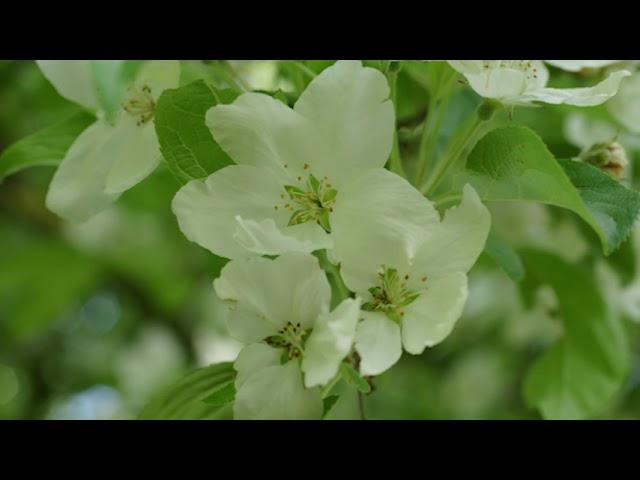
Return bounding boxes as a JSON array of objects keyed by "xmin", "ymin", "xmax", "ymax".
[{"xmin": 579, "ymin": 140, "xmax": 628, "ymax": 179}]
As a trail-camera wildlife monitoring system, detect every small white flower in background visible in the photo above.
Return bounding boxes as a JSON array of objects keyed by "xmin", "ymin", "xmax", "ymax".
[
  {"xmin": 37, "ymin": 60, "xmax": 180, "ymax": 222},
  {"xmin": 447, "ymin": 60, "xmax": 630, "ymax": 107},
  {"xmin": 214, "ymin": 252, "xmax": 360, "ymax": 419},
  {"xmin": 545, "ymin": 60, "xmax": 622, "ymax": 72},
  {"xmin": 336, "ymin": 185, "xmax": 490, "ymax": 376},
  {"xmin": 608, "ymin": 73, "xmax": 640, "ymax": 133},
  {"xmin": 172, "ymin": 60, "xmax": 435, "ymax": 261}
]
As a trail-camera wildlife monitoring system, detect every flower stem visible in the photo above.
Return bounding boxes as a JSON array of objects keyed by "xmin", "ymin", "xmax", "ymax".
[
  {"xmin": 386, "ymin": 68, "xmax": 407, "ymax": 178},
  {"xmin": 421, "ymin": 99, "xmax": 500, "ymax": 196},
  {"xmin": 413, "ymin": 68, "xmax": 457, "ymax": 187},
  {"xmin": 357, "ymin": 391, "xmax": 366, "ymax": 420}
]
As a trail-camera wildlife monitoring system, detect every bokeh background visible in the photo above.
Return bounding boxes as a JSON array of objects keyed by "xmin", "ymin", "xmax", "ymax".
[{"xmin": 2, "ymin": 60, "xmax": 640, "ymax": 419}]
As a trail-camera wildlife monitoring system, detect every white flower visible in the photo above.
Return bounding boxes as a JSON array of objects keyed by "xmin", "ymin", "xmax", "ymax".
[
  {"xmin": 339, "ymin": 185, "xmax": 490, "ymax": 376},
  {"xmin": 214, "ymin": 252, "xmax": 361, "ymax": 419},
  {"xmin": 545, "ymin": 60, "xmax": 622, "ymax": 72},
  {"xmin": 37, "ymin": 60, "xmax": 180, "ymax": 222},
  {"xmin": 447, "ymin": 60, "xmax": 630, "ymax": 106},
  {"xmin": 608, "ymin": 72, "xmax": 640, "ymax": 133},
  {"xmin": 172, "ymin": 60, "xmax": 436, "ymax": 260}
]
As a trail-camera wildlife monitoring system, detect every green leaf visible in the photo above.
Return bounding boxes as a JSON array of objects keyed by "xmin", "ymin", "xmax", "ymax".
[
  {"xmin": 558, "ymin": 158, "xmax": 640, "ymax": 256},
  {"xmin": 521, "ymin": 249, "xmax": 629, "ymax": 419},
  {"xmin": 202, "ymin": 381, "xmax": 236, "ymax": 407},
  {"xmin": 461, "ymin": 125, "xmax": 640, "ymax": 254},
  {"xmin": 139, "ymin": 362, "xmax": 236, "ymax": 419},
  {"xmin": 322, "ymin": 395, "xmax": 340, "ymax": 418},
  {"xmin": 340, "ymin": 363, "xmax": 371, "ymax": 394},
  {"xmin": 484, "ymin": 230, "xmax": 525, "ymax": 281},
  {"xmin": 154, "ymin": 80, "xmax": 239, "ymax": 185},
  {"xmin": 91, "ymin": 60, "xmax": 144, "ymax": 122},
  {"xmin": 0, "ymin": 111, "xmax": 95, "ymax": 182}
]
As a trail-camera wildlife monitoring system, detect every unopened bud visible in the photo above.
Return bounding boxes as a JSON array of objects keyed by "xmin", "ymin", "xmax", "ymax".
[{"xmin": 580, "ymin": 140, "xmax": 628, "ymax": 180}]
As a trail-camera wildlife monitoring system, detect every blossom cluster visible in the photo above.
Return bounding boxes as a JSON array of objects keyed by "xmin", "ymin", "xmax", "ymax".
[{"xmin": 35, "ymin": 59, "xmax": 635, "ymax": 419}]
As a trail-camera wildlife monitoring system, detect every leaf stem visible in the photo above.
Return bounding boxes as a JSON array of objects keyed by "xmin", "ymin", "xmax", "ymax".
[{"xmin": 413, "ymin": 68, "xmax": 457, "ymax": 187}]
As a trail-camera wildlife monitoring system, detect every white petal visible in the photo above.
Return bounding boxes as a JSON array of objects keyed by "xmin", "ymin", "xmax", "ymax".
[
  {"xmin": 302, "ymin": 297, "xmax": 361, "ymax": 388},
  {"xmin": 171, "ymin": 165, "xmax": 290, "ymax": 259},
  {"xmin": 546, "ymin": 60, "xmax": 621, "ymax": 72},
  {"xmin": 294, "ymin": 60, "xmax": 395, "ymax": 184},
  {"xmin": 214, "ymin": 253, "xmax": 331, "ymax": 333},
  {"xmin": 234, "ymin": 216, "xmax": 332, "ymax": 257},
  {"xmin": 608, "ymin": 73, "xmax": 640, "ymax": 133},
  {"xmin": 401, "ymin": 272, "xmax": 468, "ymax": 354},
  {"xmin": 355, "ymin": 312, "xmax": 402, "ymax": 376},
  {"xmin": 225, "ymin": 301, "xmax": 277, "ymax": 344},
  {"xmin": 520, "ymin": 70, "xmax": 631, "ymax": 106},
  {"xmin": 46, "ymin": 121, "xmax": 120, "ymax": 222},
  {"xmin": 333, "ymin": 168, "xmax": 439, "ymax": 295},
  {"xmin": 133, "ymin": 60, "xmax": 181, "ymax": 101},
  {"xmin": 103, "ymin": 117, "xmax": 161, "ymax": 194},
  {"xmin": 234, "ymin": 359, "xmax": 323, "ymax": 420},
  {"xmin": 410, "ymin": 185, "xmax": 490, "ymax": 283},
  {"xmin": 447, "ymin": 60, "xmax": 485, "ymax": 75},
  {"xmin": 234, "ymin": 343, "xmax": 281, "ymax": 389},
  {"xmin": 206, "ymin": 92, "xmax": 328, "ymax": 182},
  {"xmin": 36, "ymin": 60, "xmax": 99, "ymax": 110},
  {"xmin": 466, "ymin": 68, "xmax": 528, "ymax": 100}
]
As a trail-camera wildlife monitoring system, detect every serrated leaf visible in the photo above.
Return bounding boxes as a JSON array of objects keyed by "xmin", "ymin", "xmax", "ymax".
[
  {"xmin": 340, "ymin": 363, "xmax": 371, "ymax": 394},
  {"xmin": 202, "ymin": 381, "xmax": 236, "ymax": 407},
  {"xmin": 521, "ymin": 249, "xmax": 629, "ymax": 419},
  {"xmin": 138, "ymin": 362, "xmax": 236, "ymax": 419},
  {"xmin": 558, "ymin": 159, "xmax": 640, "ymax": 255},
  {"xmin": 154, "ymin": 80, "xmax": 239, "ymax": 185},
  {"xmin": 0, "ymin": 111, "xmax": 95, "ymax": 182},
  {"xmin": 459, "ymin": 125, "xmax": 640, "ymax": 255},
  {"xmin": 484, "ymin": 230, "xmax": 525, "ymax": 281}
]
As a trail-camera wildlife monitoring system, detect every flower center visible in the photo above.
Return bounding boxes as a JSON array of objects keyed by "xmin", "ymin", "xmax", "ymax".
[
  {"xmin": 362, "ymin": 266, "xmax": 424, "ymax": 324},
  {"xmin": 276, "ymin": 170, "xmax": 338, "ymax": 233},
  {"xmin": 265, "ymin": 321, "xmax": 310, "ymax": 362},
  {"xmin": 482, "ymin": 60, "xmax": 540, "ymax": 81},
  {"xmin": 123, "ymin": 84, "xmax": 155, "ymax": 126}
]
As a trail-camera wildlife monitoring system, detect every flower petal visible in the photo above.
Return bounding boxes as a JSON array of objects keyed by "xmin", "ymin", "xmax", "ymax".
[
  {"xmin": 234, "ymin": 359, "xmax": 323, "ymax": 420},
  {"xmin": 206, "ymin": 92, "xmax": 327, "ymax": 182},
  {"xmin": 214, "ymin": 253, "xmax": 331, "ymax": 333},
  {"xmin": 401, "ymin": 272, "xmax": 468, "ymax": 354},
  {"xmin": 234, "ymin": 343, "xmax": 281, "ymax": 388},
  {"xmin": 466, "ymin": 68, "xmax": 528, "ymax": 100},
  {"xmin": 171, "ymin": 165, "xmax": 291, "ymax": 259},
  {"xmin": 46, "ymin": 121, "xmax": 120, "ymax": 222},
  {"xmin": 302, "ymin": 297, "xmax": 361, "ymax": 388},
  {"xmin": 546, "ymin": 60, "xmax": 621, "ymax": 72},
  {"xmin": 520, "ymin": 70, "xmax": 631, "ymax": 106},
  {"xmin": 225, "ymin": 302, "xmax": 277, "ymax": 344},
  {"xmin": 103, "ymin": 117, "xmax": 161, "ymax": 194},
  {"xmin": 36, "ymin": 60, "xmax": 99, "ymax": 110},
  {"xmin": 410, "ymin": 185, "xmax": 490, "ymax": 284},
  {"xmin": 333, "ymin": 168, "xmax": 439, "ymax": 295},
  {"xmin": 133, "ymin": 60, "xmax": 181, "ymax": 102},
  {"xmin": 294, "ymin": 60, "xmax": 394, "ymax": 184},
  {"xmin": 355, "ymin": 312, "xmax": 402, "ymax": 376},
  {"xmin": 234, "ymin": 216, "xmax": 332, "ymax": 257}
]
